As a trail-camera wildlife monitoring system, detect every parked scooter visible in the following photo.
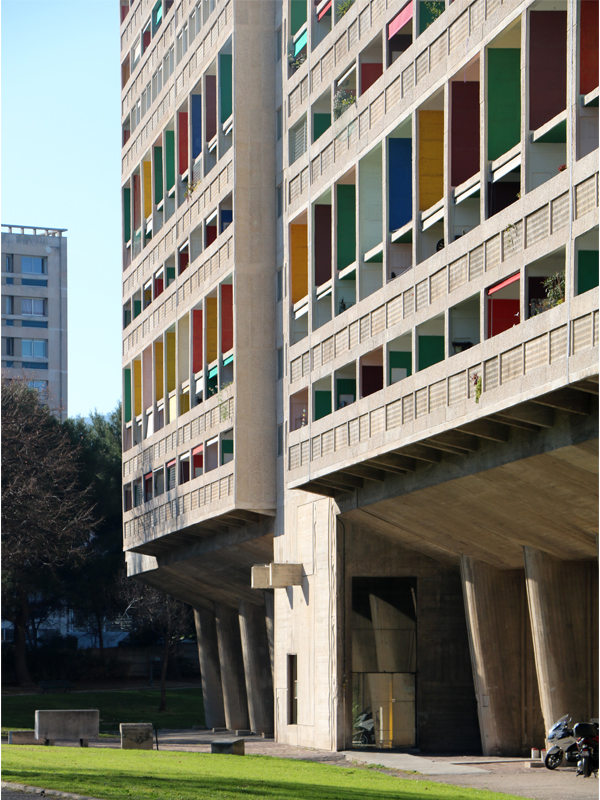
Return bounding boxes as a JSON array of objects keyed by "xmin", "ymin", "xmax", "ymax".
[
  {"xmin": 353, "ymin": 711, "xmax": 375, "ymax": 746},
  {"xmin": 544, "ymin": 715, "xmax": 579, "ymax": 769},
  {"xmin": 574, "ymin": 721, "xmax": 599, "ymax": 778}
]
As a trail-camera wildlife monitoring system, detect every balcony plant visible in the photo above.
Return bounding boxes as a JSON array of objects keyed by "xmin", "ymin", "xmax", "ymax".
[
  {"xmin": 530, "ymin": 272, "xmax": 565, "ymax": 316},
  {"xmin": 288, "ymin": 50, "xmax": 306, "ymax": 72},
  {"xmin": 333, "ymin": 89, "xmax": 356, "ymax": 120},
  {"xmin": 337, "ymin": 0, "xmax": 355, "ymax": 17}
]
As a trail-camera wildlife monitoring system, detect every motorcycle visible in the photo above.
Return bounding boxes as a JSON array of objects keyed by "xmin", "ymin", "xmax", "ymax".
[
  {"xmin": 574, "ymin": 721, "xmax": 599, "ymax": 778},
  {"xmin": 544, "ymin": 715, "xmax": 579, "ymax": 769},
  {"xmin": 352, "ymin": 711, "xmax": 375, "ymax": 746}
]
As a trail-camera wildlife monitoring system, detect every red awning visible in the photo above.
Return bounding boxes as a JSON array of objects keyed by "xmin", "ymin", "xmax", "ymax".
[
  {"xmin": 192, "ymin": 445, "xmax": 204, "ymax": 456},
  {"xmin": 144, "ymin": 472, "xmax": 152, "ymax": 480},
  {"xmin": 167, "ymin": 459, "xmax": 176, "ymax": 468},
  {"xmin": 317, "ymin": 0, "xmax": 332, "ymax": 19},
  {"xmin": 388, "ymin": 1, "xmax": 412, "ymax": 38},
  {"xmin": 487, "ymin": 271, "xmax": 520, "ymax": 295}
]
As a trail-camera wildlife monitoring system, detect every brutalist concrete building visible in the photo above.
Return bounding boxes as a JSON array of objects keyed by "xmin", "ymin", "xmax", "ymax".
[{"xmin": 120, "ymin": 0, "xmax": 598, "ymax": 754}]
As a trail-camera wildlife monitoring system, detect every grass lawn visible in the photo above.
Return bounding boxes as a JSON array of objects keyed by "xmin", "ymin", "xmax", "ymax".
[
  {"xmin": 1, "ymin": 687, "xmax": 204, "ymax": 733},
  {"xmin": 2, "ymin": 746, "xmax": 526, "ymax": 800}
]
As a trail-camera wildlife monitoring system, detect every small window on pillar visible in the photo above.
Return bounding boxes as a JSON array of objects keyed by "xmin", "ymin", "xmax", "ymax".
[
  {"xmin": 288, "ymin": 654, "xmax": 298, "ymax": 725},
  {"xmin": 277, "ymin": 423, "xmax": 284, "ymax": 457},
  {"xmin": 154, "ymin": 268, "xmax": 165, "ymax": 299},
  {"xmin": 205, "ymin": 211, "xmax": 217, "ymax": 246},
  {"xmin": 179, "ymin": 243, "xmax": 189, "ymax": 275},
  {"xmin": 179, "ymin": 454, "xmax": 190, "ymax": 484},
  {"xmin": 192, "ymin": 445, "xmax": 204, "ymax": 477},
  {"xmin": 144, "ymin": 472, "xmax": 153, "ymax": 502}
]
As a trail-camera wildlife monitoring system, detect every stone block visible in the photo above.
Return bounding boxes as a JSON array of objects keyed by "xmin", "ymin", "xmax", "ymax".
[
  {"xmin": 120, "ymin": 723, "xmax": 154, "ymax": 750},
  {"xmin": 8, "ymin": 730, "xmax": 52, "ymax": 745},
  {"xmin": 211, "ymin": 738, "xmax": 245, "ymax": 755},
  {"xmin": 35, "ymin": 709, "xmax": 99, "ymax": 741}
]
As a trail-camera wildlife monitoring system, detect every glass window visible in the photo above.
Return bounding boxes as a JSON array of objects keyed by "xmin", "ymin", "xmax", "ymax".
[
  {"xmin": 4, "ymin": 337, "xmax": 14, "ymax": 356},
  {"xmin": 21, "ymin": 257, "xmax": 46, "ymax": 274},
  {"xmin": 5, "ymin": 255, "xmax": 13, "ymax": 272},
  {"xmin": 4, "ymin": 296, "xmax": 14, "ymax": 314},
  {"xmin": 277, "ymin": 346, "xmax": 284, "ymax": 379},
  {"xmin": 28, "ymin": 380, "xmax": 48, "ymax": 392},
  {"xmin": 22, "ymin": 298, "xmax": 46, "ymax": 316},
  {"xmin": 22, "ymin": 339, "xmax": 47, "ymax": 358}
]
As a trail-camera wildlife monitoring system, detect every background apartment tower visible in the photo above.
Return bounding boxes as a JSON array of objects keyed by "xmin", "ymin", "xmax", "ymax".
[
  {"xmin": 1, "ymin": 224, "xmax": 68, "ymax": 420},
  {"xmin": 121, "ymin": 0, "xmax": 598, "ymax": 754}
]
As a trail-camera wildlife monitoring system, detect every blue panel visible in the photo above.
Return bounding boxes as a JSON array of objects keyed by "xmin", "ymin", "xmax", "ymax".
[
  {"xmin": 192, "ymin": 94, "xmax": 203, "ymax": 159},
  {"xmin": 21, "ymin": 320, "xmax": 48, "ymax": 328},
  {"xmin": 220, "ymin": 209, "xmax": 233, "ymax": 232},
  {"xmin": 388, "ymin": 137, "xmax": 412, "ymax": 231}
]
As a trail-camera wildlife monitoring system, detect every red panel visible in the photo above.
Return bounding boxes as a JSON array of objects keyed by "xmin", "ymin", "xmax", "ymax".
[
  {"xmin": 529, "ymin": 11, "xmax": 567, "ymax": 130},
  {"xmin": 451, "ymin": 82, "xmax": 480, "ymax": 187},
  {"xmin": 178, "ymin": 112, "xmax": 189, "ymax": 174},
  {"xmin": 487, "ymin": 298, "xmax": 520, "ymax": 338},
  {"xmin": 192, "ymin": 444, "xmax": 204, "ymax": 455},
  {"xmin": 388, "ymin": 1, "xmax": 412, "ymax": 38},
  {"xmin": 580, "ymin": 0, "xmax": 599, "ymax": 94},
  {"xmin": 221, "ymin": 284, "xmax": 233, "ymax": 353},
  {"xmin": 362, "ymin": 365, "xmax": 384, "ymax": 397},
  {"xmin": 314, "ymin": 205, "xmax": 332, "ymax": 286},
  {"xmin": 361, "ymin": 63, "xmax": 384, "ymax": 95},
  {"xmin": 179, "ymin": 252, "xmax": 189, "ymax": 275},
  {"xmin": 154, "ymin": 278, "xmax": 164, "ymax": 297},
  {"xmin": 193, "ymin": 309, "xmax": 203, "ymax": 373},
  {"xmin": 206, "ymin": 225, "xmax": 217, "ymax": 246},
  {"xmin": 143, "ymin": 30, "xmax": 151, "ymax": 49},
  {"xmin": 206, "ymin": 76, "xmax": 217, "ymax": 142},
  {"xmin": 317, "ymin": 0, "xmax": 331, "ymax": 20}
]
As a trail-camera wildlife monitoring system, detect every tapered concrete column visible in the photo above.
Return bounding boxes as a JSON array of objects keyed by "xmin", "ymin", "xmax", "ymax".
[
  {"xmin": 461, "ymin": 558, "xmax": 544, "ymax": 756},
  {"xmin": 238, "ymin": 600, "xmax": 274, "ymax": 734},
  {"xmin": 214, "ymin": 603, "xmax": 250, "ymax": 732},
  {"xmin": 524, "ymin": 549, "xmax": 598, "ymax": 730},
  {"xmin": 263, "ymin": 590, "xmax": 275, "ymax": 683},
  {"xmin": 193, "ymin": 607, "xmax": 226, "ymax": 729}
]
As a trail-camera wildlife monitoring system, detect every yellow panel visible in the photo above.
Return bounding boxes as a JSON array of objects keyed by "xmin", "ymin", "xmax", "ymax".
[
  {"xmin": 206, "ymin": 297, "xmax": 218, "ymax": 363},
  {"xmin": 291, "ymin": 224, "xmax": 308, "ymax": 304},
  {"xmin": 155, "ymin": 341, "xmax": 164, "ymax": 401},
  {"xmin": 166, "ymin": 331, "xmax": 176, "ymax": 392},
  {"xmin": 169, "ymin": 395, "xmax": 177, "ymax": 421},
  {"xmin": 418, "ymin": 110, "xmax": 444, "ymax": 211},
  {"xmin": 143, "ymin": 161, "xmax": 152, "ymax": 219},
  {"xmin": 133, "ymin": 360, "xmax": 142, "ymax": 417},
  {"xmin": 179, "ymin": 393, "xmax": 190, "ymax": 415}
]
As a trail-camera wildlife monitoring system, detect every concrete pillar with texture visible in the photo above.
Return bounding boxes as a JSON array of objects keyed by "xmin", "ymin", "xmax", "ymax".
[
  {"xmin": 524, "ymin": 548, "xmax": 598, "ymax": 731},
  {"xmin": 263, "ymin": 590, "xmax": 275, "ymax": 683},
  {"xmin": 215, "ymin": 603, "xmax": 250, "ymax": 732},
  {"xmin": 461, "ymin": 557, "xmax": 544, "ymax": 756},
  {"xmin": 238, "ymin": 599, "xmax": 274, "ymax": 734},
  {"xmin": 194, "ymin": 607, "xmax": 226, "ymax": 730}
]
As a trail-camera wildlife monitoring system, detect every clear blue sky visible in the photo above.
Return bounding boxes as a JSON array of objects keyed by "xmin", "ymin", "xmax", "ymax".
[{"xmin": 2, "ymin": 0, "xmax": 122, "ymax": 419}]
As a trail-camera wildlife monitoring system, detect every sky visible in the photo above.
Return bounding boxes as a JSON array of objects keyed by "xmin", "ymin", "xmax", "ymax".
[{"xmin": 2, "ymin": 0, "xmax": 122, "ymax": 419}]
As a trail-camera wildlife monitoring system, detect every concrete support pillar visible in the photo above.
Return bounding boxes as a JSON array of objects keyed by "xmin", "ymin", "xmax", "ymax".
[
  {"xmin": 263, "ymin": 590, "xmax": 275, "ymax": 683},
  {"xmin": 215, "ymin": 603, "xmax": 250, "ymax": 732},
  {"xmin": 461, "ymin": 557, "xmax": 544, "ymax": 756},
  {"xmin": 193, "ymin": 607, "xmax": 226, "ymax": 730},
  {"xmin": 524, "ymin": 549, "xmax": 598, "ymax": 730},
  {"xmin": 238, "ymin": 599, "xmax": 274, "ymax": 734}
]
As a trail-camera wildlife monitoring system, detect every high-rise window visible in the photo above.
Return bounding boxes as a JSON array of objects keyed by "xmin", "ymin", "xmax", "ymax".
[
  {"xmin": 21, "ymin": 257, "xmax": 46, "ymax": 274},
  {"xmin": 22, "ymin": 339, "xmax": 48, "ymax": 358},
  {"xmin": 22, "ymin": 298, "xmax": 47, "ymax": 316},
  {"xmin": 5, "ymin": 254, "xmax": 13, "ymax": 272}
]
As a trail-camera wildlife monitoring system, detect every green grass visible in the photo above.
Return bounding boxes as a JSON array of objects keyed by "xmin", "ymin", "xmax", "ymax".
[
  {"xmin": 1, "ymin": 688, "xmax": 204, "ymax": 733},
  {"xmin": 2, "ymin": 747, "xmax": 526, "ymax": 800}
]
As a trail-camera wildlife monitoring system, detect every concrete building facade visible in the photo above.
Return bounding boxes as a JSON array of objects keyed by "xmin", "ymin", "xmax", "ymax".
[
  {"xmin": 1, "ymin": 224, "xmax": 68, "ymax": 420},
  {"xmin": 120, "ymin": 0, "xmax": 598, "ymax": 754}
]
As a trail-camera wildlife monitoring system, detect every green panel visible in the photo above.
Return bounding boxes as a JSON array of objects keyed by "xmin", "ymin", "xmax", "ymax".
[
  {"xmin": 165, "ymin": 130, "xmax": 175, "ymax": 191},
  {"xmin": 487, "ymin": 49, "xmax": 521, "ymax": 161},
  {"xmin": 294, "ymin": 30, "xmax": 308, "ymax": 56},
  {"xmin": 315, "ymin": 390, "xmax": 332, "ymax": 420},
  {"xmin": 389, "ymin": 351, "xmax": 412, "ymax": 383},
  {"xmin": 223, "ymin": 354, "xmax": 234, "ymax": 366},
  {"xmin": 418, "ymin": 335, "xmax": 445, "ymax": 371},
  {"xmin": 154, "ymin": 146, "xmax": 163, "ymax": 202},
  {"xmin": 124, "ymin": 368, "xmax": 132, "ymax": 423},
  {"xmin": 578, "ymin": 250, "xmax": 599, "ymax": 294},
  {"xmin": 166, "ymin": 266, "xmax": 176, "ymax": 286},
  {"xmin": 337, "ymin": 184, "xmax": 356, "ymax": 270},
  {"xmin": 290, "ymin": 0, "xmax": 307, "ymax": 35},
  {"xmin": 536, "ymin": 119, "xmax": 567, "ymax": 143},
  {"xmin": 133, "ymin": 300, "xmax": 142, "ymax": 318},
  {"xmin": 314, "ymin": 113, "xmax": 331, "ymax": 141},
  {"xmin": 336, "ymin": 378, "xmax": 356, "ymax": 409},
  {"xmin": 222, "ymin": 439, "xmax": 234, "ymax": 453},
  {"xmin": 419, "ymin": 1, "xmax": 445, "ymax": 34},
  {"xmin": 219, "ymin": 54, "xmax": 233, "ymax": 123},
  {"xmin": 123, "ymin": 188, "xmax": 131, "ymax": 242}
]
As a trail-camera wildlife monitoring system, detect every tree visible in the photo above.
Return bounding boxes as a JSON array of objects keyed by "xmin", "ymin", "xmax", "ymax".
[{"xmin": 1, "ymin": 378, "xmax": 96, "ymax": 685}]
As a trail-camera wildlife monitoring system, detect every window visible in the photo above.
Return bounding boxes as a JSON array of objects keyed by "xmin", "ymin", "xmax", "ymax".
[
  {"xmin": 4, "ymin": 296, "xmax": 14, "ymax": 314},
  {"xmin": 22, "ymin": 339, "xmax": 47, "ymax": 358},
  {"xmin": 277, "ymin": 347, "xmax": 284, "ymax": 379},
  {"xmin": 176, "ymin": 24, "xmax": 188, "ymax": 63},
  {"xmin": 133, "ymin": 480, "xmax": 143, "ymax": 507},
  {"xmin": 124, "ymin": 484, "xmax": 133, "ymax": 512},
  {"xmin": 4, "ymin": 337, "xmax": 14, "ymax": 356},
  {"xmin": 132, "ymin": 37, "xmax": 142, "ymax": 68},
  {"xmin": 276, "ymin": 269, "xmax": 283, "ymax": 301},
  {"xmin": 277, "ymin": 184, "xmax": 283, "ymax": 218},
  {"xmin": 164, "ymin": 46, "xmax": 175, "ymax": 79},
  {"xmin": 22, "ymin": 298, "xmax": 47, "ymax": 316},
  {"xmin": 276, "ymin": 27, "xmax": 282, "ymax": 61},
  {"xmin": 154, "ymin": 468, "xmax": 165, "ymax": 496},
  {"xmin": 289, "ymin": 117, "xmax": 307, "ymax": 164},
  {"xmin": 179, "ymin": 454, "xmax": 190, "ymax": 484},
  {"xmin": 277, "ymin": 423, "xmax": 284, "ymax": 457},
  {"xmin": 167, "ymin": 460, "xmax": 177, "ymax": 490},
  {"xmin": 276, "ymin": 107, "xmax": 283, "ymax": 141},
  {"xmin": 5, "ymin": 255, "xmax": 13, "ymax": 272},
  {"xmin": 28, "ymin": 380, "xmax": 48, "ymax": 392},
  {"xmin": 21, "ymin": 256, "xmax": 46, "ymax": 274},
  {"xmin": 288, "ymin": 654, "xmax": 298, "ymax": 724}
]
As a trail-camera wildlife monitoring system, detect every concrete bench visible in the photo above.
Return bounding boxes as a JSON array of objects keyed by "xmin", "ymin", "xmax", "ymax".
[
  {"xmin": 39, "ymin": 680, "xmax": 72, "ymax": 693},
  {"xmin": 35, "ymin": 709, "xmax": 99, "ymax": 747},
  {"xmin": 211, "ymin": 738, "xmax": 245, "ymax": 755},
  {"xmin": 8, "ymin": 730, "xmax": 53, "ymax": 745},
  {"xmin": 120, "ymin": 723, "xmax": 154, "ymax": 750}
]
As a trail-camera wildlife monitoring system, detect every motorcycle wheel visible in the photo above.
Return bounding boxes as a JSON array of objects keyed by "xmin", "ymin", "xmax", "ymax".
[
  {"xmin": 352, "ymin": 733, "xmax": 369, "ymax": 746},
  {"xmin": 544, "ymin": 750, "xmax": 563, "ymax": 770},
  {"xmin": 581, "ymin": 756, "xmax": 591, "ymax": 778}
]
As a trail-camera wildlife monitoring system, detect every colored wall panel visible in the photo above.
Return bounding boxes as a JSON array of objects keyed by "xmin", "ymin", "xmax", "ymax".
[
  {"xmin": 451, "ymin": 82, "xmax": 480, "ymax": 187},
  {"xmin": 191, "ymin": 95, "xmax": 203, "ymax": 158},
  {"xmin": 314, "ymin": 113, "xmax": 331, "ymax": 141},
  {"xmin": 124, "ymin": 368, "xmax": 132, "ymax": 422},
  {"xmin": 389, "ymin": 351, "xmax": 412, "ymax": 382},
  {"xmin": 314, "ymin": 205, "xmax": 332, "ymax": 286},
  {"xmin": 206, "ymin": 297, "xmax": 218, "ymax": 362},
  {"xmin": 165, "ymin": 130, "xmax": 175, "ymax": 190},
  {"xmin": 206, "ymin": 76, "xmax": 217, "ymax": 142},
  {"xmin": 123, "ymin": 188, "xmax": 131, "ymax": 242},
  {"xmin": 133, "ymin": 174, "xmax": 141, "ymax": 231},
  {"xmin": 388, "ymin": 138, "xmax": 412, "ymax": 230},
  {"xmin": 154, "ymin": 146, "xmax": 163, "ymax": 203},
  {"xmin": 178, "ymin": 112, "xmax": 189, "ymax": 174},
  {"xmin": 143, "ymin": 161, "xmax": 152, "ymax": 219},
  {"xmin": 337, "ymin": 184, "xmax": 356, "ymax": 270},
  {"xmin": 361, "ymin": 63, "xmax": 383, "ymax": 94},
  {"xmin": 419, "ymin": 110, "xmax": 444, "ymax": 211},
  {"xmin": 336, "ymin": 378, "xmax": 356, "ymax": 408},
  {"xmin": 206, "ymin": 223, "xmax": 217, "ymax": 246},
  {"xmin": 529, "ymin": 11, "xmax": 566, "ymax": 130},
  {"xmin": 291, "ymin": 224, "xmax": 308, "ymax": 303},
  {"xmin": 290, "ymin": 0, "xmax": 307, "ymax": 34},
  {"xmin": 166, "ymin": 331, "xmax": 176, "ymax": 392},
  {"xmin": 155, "ymin": 341, "xmax": 164, "ymax": 401},
  {"xmin": 362, "ymin": 365, "xmax": 383, "ymax": 396},
  {"xmin": 192, "ymin": 309, "xmax": 203, "ymax": 372},
  {"xmin": 418, "ymin": 335, "xmax": 444, "ymax": 370},
  {"xmin": 487, "ymin": 299, "xmax": 520, "ymax": 337},
  {"xmin": 419, "ymin": 1, "xmax": 445, "ymax": 34},
  {"xmin": 221, "ymin": 210, "xmax": 233, "ymax": 232},
  {"xmin": 220, "ymin": 54, "xmax": 233, "ymax": 123},
  {"xmin": 487, "ymin": 49, "xmax": 521, "ymax": 160},
  {"xmin": 580, "ymin": 0, "xmax": 599, "ymax": 94},
  {"xmin": 133, "ymin": 360, "xmax": 142, "ymax": 416},
  {"xmin": 315, "ymin": 390, "xmax": 332, "ymax": 420},
  {"xmin": 578, "ymin": 250, "xmax": 599, "ymax": 294},
  {"xmin": 221, "ymin": 284, "xmax": 233, "ymax": 353}
]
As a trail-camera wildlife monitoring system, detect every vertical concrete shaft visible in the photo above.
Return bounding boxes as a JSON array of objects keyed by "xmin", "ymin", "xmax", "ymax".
[
  {"xmin": 214, "ymin": 603, "xmax": 250, "ymax": 732},
  {"xmin": 238, "ymin": 600, "xmax": 274, "ymax": 734},
  {"xmin": 193, "ymin": 607, "xmax": 226, "ymax": 730},
  {"xmin": 263, "ymin": 590, "xmax": 275, "ymax": 683},
  {"xmin": 524, "ymin": 549, "xmax": 598, "ymax": 731},
  {"xmin": 461, "ymin": 558, "xmax": 544, "ymax": 756}
]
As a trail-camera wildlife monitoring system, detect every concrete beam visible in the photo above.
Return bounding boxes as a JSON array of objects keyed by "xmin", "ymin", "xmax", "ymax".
[
  {"xmin": 395, "ymin": 443, "xmax": 442, "ymax": 463},
  {"xmin": 194, "ymin": 606, "xmax": 226, "ymax": 730},
  {"xmin": 239, "ymin": 600, "xmax": 274, "ymax": 734},
  {"xmin": 533, "ymin": 388, "xmax": 591, "ymax": 415},
  {"xmin": 428, "ymin": 431, "xmax": 479, "ymax": 453},
  {"xmin": 318, "ymin": 473, "xmax": 364, "ymax": 490},
  {"xmin": 215, "ymin": 604, "xmax": 250, "ymax": 732},
  {"xmin": 371, "ymin": 453, "xmax": 416, "ymax": 472},
  {"xmin": 459, "ymin": 419, "xmax": 511, "ymax": 442},
  {"xmin": 494, "ymin": 402, "xmax": 554, "ymax": 428},
  {"xmin": 341, "ymin": 465, "xmax": 387, "ymax": 482}
]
